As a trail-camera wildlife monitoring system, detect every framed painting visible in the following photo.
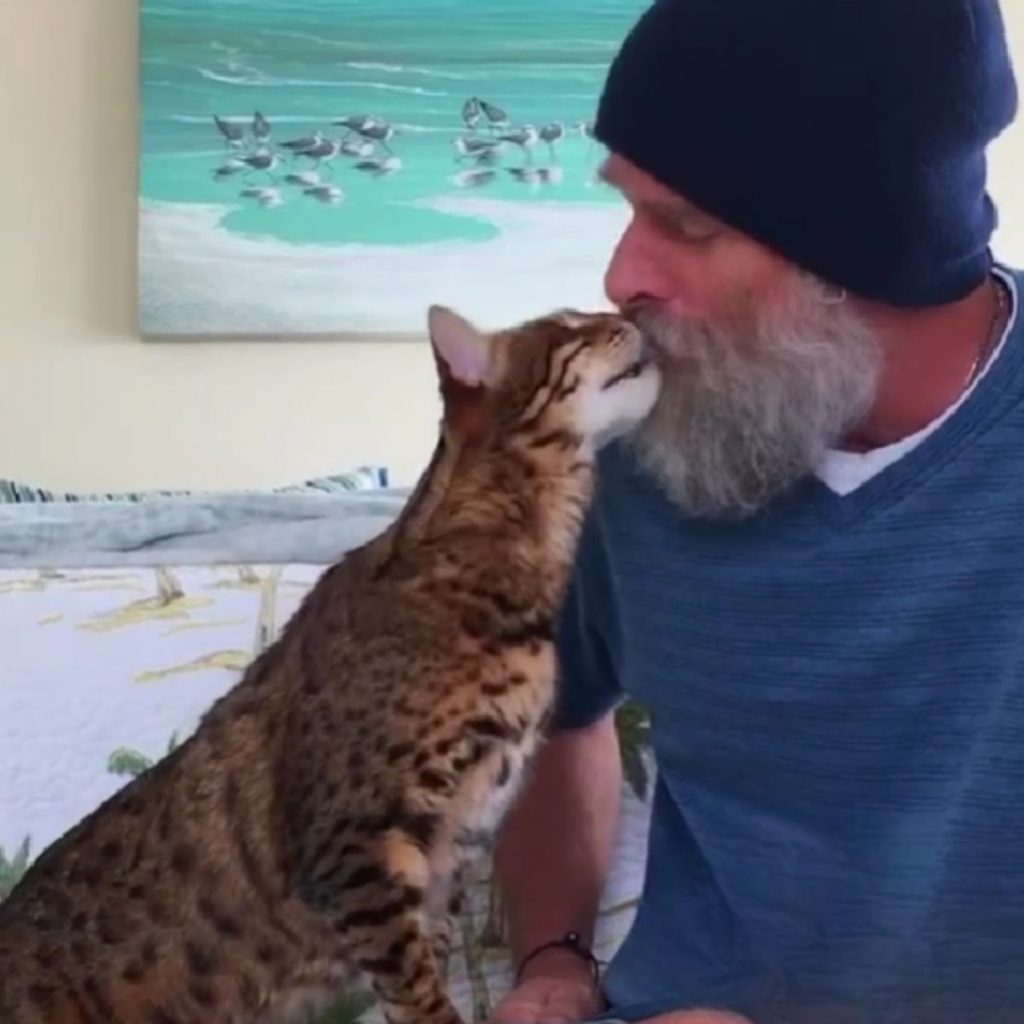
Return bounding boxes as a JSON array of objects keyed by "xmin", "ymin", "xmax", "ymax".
[{"xmin": 137, "ymin": 0, "xmax": 649, "ymax": 338}]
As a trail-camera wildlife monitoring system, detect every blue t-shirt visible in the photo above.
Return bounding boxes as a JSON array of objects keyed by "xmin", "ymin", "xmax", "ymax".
[{"xmin": 554, "ymin": 266, "xmax": 1024, "ymax": 1024}]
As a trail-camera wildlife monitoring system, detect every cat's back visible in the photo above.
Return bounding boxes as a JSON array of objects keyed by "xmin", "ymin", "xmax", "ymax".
[
  {"xmin": 277, "ymin": 523, "xmax": 557, "ymax": 769},
  {"xmin": 319, "ymin": 522, "xmax": 550, "ymax": 664}
]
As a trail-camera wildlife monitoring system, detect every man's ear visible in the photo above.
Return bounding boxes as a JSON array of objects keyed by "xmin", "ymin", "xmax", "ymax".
[{"xmin": 428, "ymin": 304, "xmax": 492, "ymax": 388}]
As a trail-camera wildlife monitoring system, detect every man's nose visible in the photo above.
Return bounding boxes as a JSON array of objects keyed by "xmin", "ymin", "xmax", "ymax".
[{"xmin": 603, "ymin": 219, "xmax": 671, "ymax": 310}]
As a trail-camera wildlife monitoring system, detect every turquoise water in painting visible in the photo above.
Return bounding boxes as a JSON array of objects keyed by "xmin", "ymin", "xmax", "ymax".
[{"xmin": 140, "ymin": 0, "xmax": 648, "ymax": 248}]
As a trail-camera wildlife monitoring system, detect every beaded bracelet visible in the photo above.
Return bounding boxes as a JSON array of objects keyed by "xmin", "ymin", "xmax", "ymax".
[{"xmin": 515, "ymin": 930, "xmax": 601, "ymax": 984}]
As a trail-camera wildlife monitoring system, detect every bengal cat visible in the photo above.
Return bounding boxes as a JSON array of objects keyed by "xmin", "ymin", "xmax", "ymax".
[{"xmin": 0, "ymin": 303, "xmax": 660, "ymax": 1024}]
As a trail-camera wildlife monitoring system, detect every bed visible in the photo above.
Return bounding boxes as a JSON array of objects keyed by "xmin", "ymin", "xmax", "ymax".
[{"xmin": 0, "ymin": 471, "xmax": 652, "ymax": 1023}]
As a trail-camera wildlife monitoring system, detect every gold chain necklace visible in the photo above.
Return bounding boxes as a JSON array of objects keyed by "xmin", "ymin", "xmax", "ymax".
[{"xmin": 964, "ymin": 275, "xmax": 1008, "ymax": 390}]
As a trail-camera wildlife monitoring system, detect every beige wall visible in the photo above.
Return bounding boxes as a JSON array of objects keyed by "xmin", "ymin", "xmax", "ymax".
[{"xmin": 2, "ymin": 1, "xmax": 1023, "ymax": 492}]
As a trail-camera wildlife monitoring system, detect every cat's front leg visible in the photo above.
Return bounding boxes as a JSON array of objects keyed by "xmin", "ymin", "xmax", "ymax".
[
  {"xmin": 305, "ymin": 835, "xmax": 464, "ymax": 1024},
  {"xmin": 430, "ymin": 881, "xmax": 467, "ymax": 981},
  {"xmin": 426, "ymin": 857, "xmax": 472, "ymax": 982},
  {"xmin": 347, "ymin": 894, "xmax": 463, "ymax": 1024}
]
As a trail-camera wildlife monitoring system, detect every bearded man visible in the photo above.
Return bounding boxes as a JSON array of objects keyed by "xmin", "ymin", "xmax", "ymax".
[{"xmin": 490, "ymin": 2, "xmax": 1023, "ymax": 1023}]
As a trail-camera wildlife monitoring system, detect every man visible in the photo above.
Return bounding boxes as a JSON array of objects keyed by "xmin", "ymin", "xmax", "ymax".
[{"xmin": 490, "ymin": 1, "xmax": 1022, "ymax": 1023}]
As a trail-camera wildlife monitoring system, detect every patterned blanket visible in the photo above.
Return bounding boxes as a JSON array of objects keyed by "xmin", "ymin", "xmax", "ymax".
[{"xmin": 0, "ymin": 562, "xmax": 652, "ymax": 1023}]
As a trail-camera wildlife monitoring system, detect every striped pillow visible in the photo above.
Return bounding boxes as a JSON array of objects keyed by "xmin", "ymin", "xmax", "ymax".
[{"xmin": 0, "ymin": 466, "xmax": 389, "ymax": 503}]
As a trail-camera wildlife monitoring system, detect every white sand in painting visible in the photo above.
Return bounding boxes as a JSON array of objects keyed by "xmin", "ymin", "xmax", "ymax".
[{"xmin": 139, "ymin": 197, "xmax": 631, "ymax": 336}]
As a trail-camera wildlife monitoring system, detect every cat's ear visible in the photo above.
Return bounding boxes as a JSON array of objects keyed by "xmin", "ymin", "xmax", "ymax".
[{"xmin": 428, "ymin": 304, "xmax": 492, "ymax": 388}]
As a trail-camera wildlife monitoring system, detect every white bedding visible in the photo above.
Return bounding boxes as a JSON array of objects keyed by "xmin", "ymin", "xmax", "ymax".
[{"xmin": 0, "ymin": 561, "xmax": 651, "ymax": 1020}]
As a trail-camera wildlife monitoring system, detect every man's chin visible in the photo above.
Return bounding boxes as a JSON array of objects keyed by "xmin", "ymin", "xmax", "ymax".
[
  {"xmin": 622, "ymin": 279, "xmax": 882, "ymax": 518},
  {"xmin": 626, "ymin": 415, "xmax": 827, "ymax": 521}
]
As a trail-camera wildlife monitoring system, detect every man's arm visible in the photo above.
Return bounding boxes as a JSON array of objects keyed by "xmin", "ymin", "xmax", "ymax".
[
  {"xmin": 490, "ymin": 720, "xmax": 753, "ymax": 1024},
  {"xmin": 489, "ymin": 713, "xmax": 622, "ymax": 1023}
]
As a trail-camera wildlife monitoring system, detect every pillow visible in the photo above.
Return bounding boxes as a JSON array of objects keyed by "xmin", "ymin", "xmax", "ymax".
[{"xmin": 0, "ymin": 465, "xmax": 389, "ymax": 503}]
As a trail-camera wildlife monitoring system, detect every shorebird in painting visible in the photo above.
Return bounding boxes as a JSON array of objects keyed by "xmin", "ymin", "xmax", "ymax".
[
  {"xmin": 240, "ymin": 149, "xmax": 282, "ymax": 179},
  {"xmin": 240, "ymin": 185, "xmax": 283, "ymax": 207},
  {"xmin": 334, "ymin": 113, "xmax": 381, "ymax": 135},
  {"xmin": 340, "ymin": 137, "xmax": 375, "ymax": 158},
  {"xmin": 479, "ymin": 99, "xmax": 510, "ymax": 132},
  {"xmin": 461, "ymin": 96, "xmax": 482, "ymax": 131},
  {"xmin": 214, "ymin": 158, "xmax": 247, "ymax": 179},
  {"xmin": 280, "ymin": 131, "xmax": 324, "ymax": 156},
  {"xmin": 303, "ymin": 184, "xmax": 345, "ymax": 204},
  {"xmin": 252, "ymin": 110, "xmax": 272, "ymax": 146},
  {"xmin": 354, "ymin": 155, "xmax": 402, "ymax": 177},
  {"xmin": 539, "ymin": 121, "xmax": 566, "ymax": 159},
  {"xmin": 297, "ymin": 137, "xmax": 342, "ymax": 174},
  {"xmin": 355, "ymin": 119, "xmax": 396, "ymax": 154},
  {"xmin": 212, "ymin": 114, "xmax": 246, "ymax": 150},
  {"xmin": 508, "ymin": 166, "xmax": 562, "ymax": 187},
  {"xmin": 283, "ymin": 170, "xmax": 322, "ymax": 187},
  {"xmin": 498, "ymin": 123, "xmax": 540, "ymax": 162},
  {"xmin": 453, "ymin": 168, "xmax": 497, "ymax": 188},
  {"xmin": 453, "ymin": 135, "xmax": 503, "ymax": 163}
]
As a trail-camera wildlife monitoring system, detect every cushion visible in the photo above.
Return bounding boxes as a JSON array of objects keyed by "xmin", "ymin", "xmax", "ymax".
[{"xmin": 0, "ymin": 465, "xmax": 389, "ymax": 503}]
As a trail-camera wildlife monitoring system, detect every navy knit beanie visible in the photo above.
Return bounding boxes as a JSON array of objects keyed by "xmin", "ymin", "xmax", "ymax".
[{"xmin": 595, "ymin": 0, "xmax": 1019, "ymax": 306}]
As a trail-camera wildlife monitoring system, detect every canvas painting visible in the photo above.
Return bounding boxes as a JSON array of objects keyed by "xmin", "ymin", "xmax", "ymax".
[{"xmin": 138, "ymin": 0, "xmax": 649, "ymax": 337}]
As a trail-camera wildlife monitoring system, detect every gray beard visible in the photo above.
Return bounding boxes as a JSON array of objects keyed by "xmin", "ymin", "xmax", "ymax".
[{"xmin": 626, "ymin": 281, "xmax": 883, "ymax": 520}]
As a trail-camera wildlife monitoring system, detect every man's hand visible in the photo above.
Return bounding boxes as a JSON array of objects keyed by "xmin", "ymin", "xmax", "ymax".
[
  {"xmin": 489, "ymin": 949, "xmax": 751, "ymax": 1024},
  {"xmin": 490, "ymin": 949, "xmax": 605, "ymax": 1024}
]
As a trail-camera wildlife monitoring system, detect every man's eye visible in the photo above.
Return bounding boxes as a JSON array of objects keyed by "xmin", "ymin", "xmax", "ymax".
[{"xmin": 655, "ymin": 212, "xmax": 720, "ymax": 243}]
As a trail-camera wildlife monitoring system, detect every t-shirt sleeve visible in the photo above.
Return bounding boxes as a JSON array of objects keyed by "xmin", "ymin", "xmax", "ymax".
[{"xmin": 550, "ymin": 506, "xmax": 625, "ymax": 731}]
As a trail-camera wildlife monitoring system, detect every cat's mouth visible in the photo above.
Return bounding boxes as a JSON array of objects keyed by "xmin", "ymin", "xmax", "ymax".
[
  {"xmin": 601, "ymin": 360, "xmax": 648, "ymax": 390},
  {"xmin": 601, "ymin": 344, "xmax": 654, "ymax": 390}
]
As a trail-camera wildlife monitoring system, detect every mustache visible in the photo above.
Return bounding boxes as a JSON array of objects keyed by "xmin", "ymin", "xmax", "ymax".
[
  {"xmin": 621, "ymin": 300, "xmax": 742, "ymax": 359},
  {"xmin": 621, "ymin": 300, "xmax": 665, "ymax": 336}
]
